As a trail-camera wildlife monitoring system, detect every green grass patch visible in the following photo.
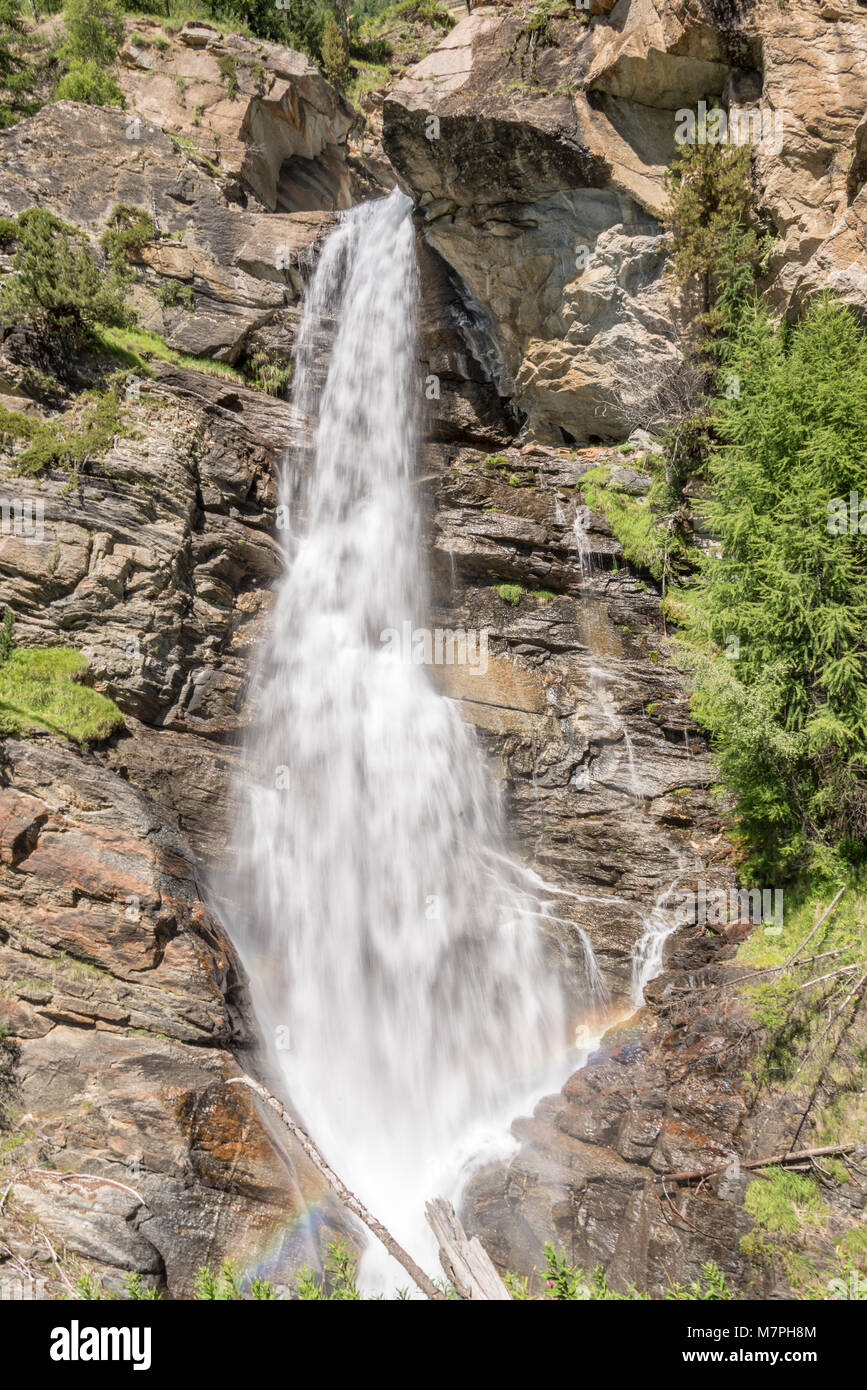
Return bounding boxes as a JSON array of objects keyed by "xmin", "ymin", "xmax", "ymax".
[
  {"xmin": 579, "ymin": 465, "xmax": 665, "ymax": 580},
  {"xmin": 495, "ymin": 584, "xmax": 525, "ymax": 606},
  {"xmin": 0, "ymin": 648, "xmax": 124, "ymax": 744},
  {"xmin": 93, "ymin": 325, "xmax": 244, "ymax": 384},
  {"xmin": 345, "ymin": 61, "xmax": 391, "ymax": 108},
  {"xmin": 744, "ymin": 1167, "xmax": 827, "ymax": 1235}
]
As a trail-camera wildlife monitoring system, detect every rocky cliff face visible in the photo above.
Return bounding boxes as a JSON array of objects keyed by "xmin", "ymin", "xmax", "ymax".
[
  {"xmin": 384, "ymin": 0, "xmax": 867, "ymax": 440},
  {"xmin": 0, "ymin": 1, "xmax": 863, "ymax": 1298}
]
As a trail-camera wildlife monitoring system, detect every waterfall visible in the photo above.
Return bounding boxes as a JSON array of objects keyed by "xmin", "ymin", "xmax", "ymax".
[
  {"xmin": 227, "ymin": 190, "xmax": 578, "ymax": 1289},
  {"xmin": 630, "ymin": 872, "xmax": 687, "ymax": 1007},
  {"xmin": 573, "ymin": 500, "xmax": 594, "ymax": 580}
]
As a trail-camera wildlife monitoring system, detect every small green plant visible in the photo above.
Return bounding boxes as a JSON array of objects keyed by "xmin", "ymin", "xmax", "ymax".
[
  {"xmin": 100, "ymin": 204, "xmax": 155, "ymax": 268},
  {"xmin": 194, "ymin": 1260, "xmax": 244, "ymax": 1300},
  {"xmin": 666, "ymin": 1261, "xmax": 734, "ymax": 1301},
  {"xmin": 296, "ymin": 1241, "xmax": 361, "ymax": 1300},
  {"xmin": 0, "ymin": 606, "xmax": 14, "ymax": 664},
  {"xmin": 496, "ymin": 583, "xmax": 525, "ymax": 606},
  {"xmin": 122, "ymin": 1272, "xmax": 162, "ymax": 1301},
  {"xmin": 152, "ymin": 35, "xmax": 169, "ymax": 53},
  {"xmin": 154, "ymin": 278, "xmax": 196, "ymax": 311},
  {"xmin": 217, "ymin": 53, "xmax": 238, "ymax": 100},
  {"xmin": 73, "ymin": 1271, "xmax": 102, "ymax": 1300},
  {"xmin": 241, "ymin": 347, "xmax": 292, "ymax": 396}
]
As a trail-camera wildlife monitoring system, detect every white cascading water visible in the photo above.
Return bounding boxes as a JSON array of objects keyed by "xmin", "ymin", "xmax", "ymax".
[
  {"xmin": 227, "ymin": 190, "xmax": 601, "ymax": 1290},
  {"xmin": 630, "ymin": 870, "xmax": 688, "ymax": 1007}
]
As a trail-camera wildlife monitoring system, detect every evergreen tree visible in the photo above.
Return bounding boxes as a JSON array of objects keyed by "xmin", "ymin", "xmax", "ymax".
[
  {"xmin": 320, "ymin": 11, "xmax": 348, "ymax": 89},
  {"xmin": 61, "ymin": 0, "xmax": 124, "ymax": 67},
  {"xmin": 664, "ymin": 137, "xmax": 763, "ymax": 333},
  {"xmin": 685, "ymin": 297, "xmax": 867, "ymax": 875},
  {"xmin": 0, "ymin": 0, "xmax": 42, "ymax": 128},
  {"xmin": 0, "ymin": 208, "xmax": 130, "ymax": 337}
]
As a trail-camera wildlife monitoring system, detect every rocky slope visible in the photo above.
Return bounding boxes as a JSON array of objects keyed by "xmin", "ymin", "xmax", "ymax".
[
  {"xmin": 0, "ymin": 2, "xmax": 864, "ymax": 1298},
  {"xmin": 383, "ymin": 0, "xmax": 867, "ymax": 439}
]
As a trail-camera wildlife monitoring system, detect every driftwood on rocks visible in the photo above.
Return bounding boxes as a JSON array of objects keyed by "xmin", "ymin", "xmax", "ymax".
[
  {"xmin": 226, "ymin": 1075, "xmax": 445, "ymax": 1300},
  {"xmin": 424, "ymin": 1198, "xmax": 512, "ymax": 1300},
  {"xmin": 651, "ymin": 1143, "xmax": 855, "ymax": 1185}
]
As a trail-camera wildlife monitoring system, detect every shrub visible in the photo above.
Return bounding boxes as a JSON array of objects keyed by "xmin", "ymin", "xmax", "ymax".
[
  {"xmin": 61, "ymin": 0, "xmax": 124, "ymax": 66},
  {"xmin": 241, "ymin": 347, "xmax": 291, "ymax": 396},
  {"xmin": 154, "ymin": 277, "xmax": 196, "ymax": 311},
  {"xmin": 663, "ymin": 138, "xmax": 765, "ymax": 333},
  {"xmin": 216, "ymin": 52, "xmax": 237, "ymax": 100},
  {"xmin": 0, "ymin": 383, "xmax": 127, "ymax": 477},
  {"xmin": 54, "ymin": 58, "xmax": 125, "ymax": 106},
  {"xmin": 100, "ymin": 204, "xmax": 155, "ymax": 267},
  {"xmin": 296, "ymin": 1242, "xmax": 361, "ymax": 1300},
  {"xmin": 0, "ymin": 606, "xmax": 14, "ymax": 664},
  {"xmin": 0, "ymin": 209, "xmax": 130, "ymax": 340}
]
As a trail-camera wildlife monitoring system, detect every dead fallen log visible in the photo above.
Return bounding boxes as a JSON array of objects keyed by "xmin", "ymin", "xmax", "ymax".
[
  {"xmin": 652, "ymin": 1143, "xmax": 855, "ymax": 1185},
  {"xmin": 226, "ymin": 1075, "xmax": 444, "ymax": 1300},
  {"xmin": 424, "ymin": 1198, "xmax": 511, "ymax": 1301}
]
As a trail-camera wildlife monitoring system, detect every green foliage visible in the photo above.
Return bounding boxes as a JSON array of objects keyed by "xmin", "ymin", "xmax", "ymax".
[
  {"xmin": 0, "ymin": 646, "xmax": 124, "ymax": 743},
  {"xmin": 205, "ymin": 0, "xmax": 327, "ymax": 61},
  {"xmin": 216, "ymin": 51, "xmax": 237, "ymax": 98},
  {"xmin": 73, "ymin": 1271, "xmax": 102, "ymax": 1299},
  {"xmin": 0, "ymin": 607, "xmax": 14, "ymax": 665},
  {"xmin": 194, "ymin": 1260, "xmax": 245, "ymax": 1300},
  {"xmin": 0, "ymin": 383, "xmax": 127, "ymax": 477},
  {"xmin": 122, "ymin": 1271, "xmax": 162, "ymax": 1300},
  {"xmin": 580, "ymin": 467, "xmax": 666, "ymax": 582},
  {"xmin": 154, "ymin": 277, "xmax": 196, "ymax": 310},
  {"xmin": 0, "ymin": 0, "xmax": 44, "ymax": 128},
  {"xmin": 664, "ymin": 138, "xmax": 764, "ymax": 332},
  {"xmin": 54, "ymin": 57, "xmax": 125, "ymax": 105},
  {"xmin": 0, "ymin": 209, "xmax": 130, "ymax": 339},
  {"xmin": 240, "ymin": 347, "xmax": 292, "ymax": 396},
  {"xmin": 682, "ymin": 297, "xmax": 867, "ymax": 876},
  {"xmin": 296, "ymin": 1241, "xmax": 362, "ymax": 1300},
  {"xmin": 100, "ymin": 204, "xmax": 155, "ymax": 267},
  {"xmin": 61, "ymin": 0, "xmax": 124, "ymax": 66},
  {"xmin": 507, "ymin": 1244, "xmax": 649, "ymax": 1300},
  {"xmin": 320, "ymin": 12, "xmax": 348, "ymax": 90},
  {"xmin": 744, "ymin": 1167, "xmax": 827, "ymax": 1235},
  {"xmin": 799, "ymin": 1253, "xmax": 867, "ymax": 1301},
  {"xmin": 93, "ymin": 322, "xmax": 245, "ymax": 383},
  {"xmin": 665, "ymin": 1262, "xmax": 734, "ymax": 1301},
  {"xmin": 248, "ymin": 1276, "xmax": 279, "ymax": 1300},
  {"xmin": 495, "ymin": 583, "xmax": 525, "ymax": 606}
]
